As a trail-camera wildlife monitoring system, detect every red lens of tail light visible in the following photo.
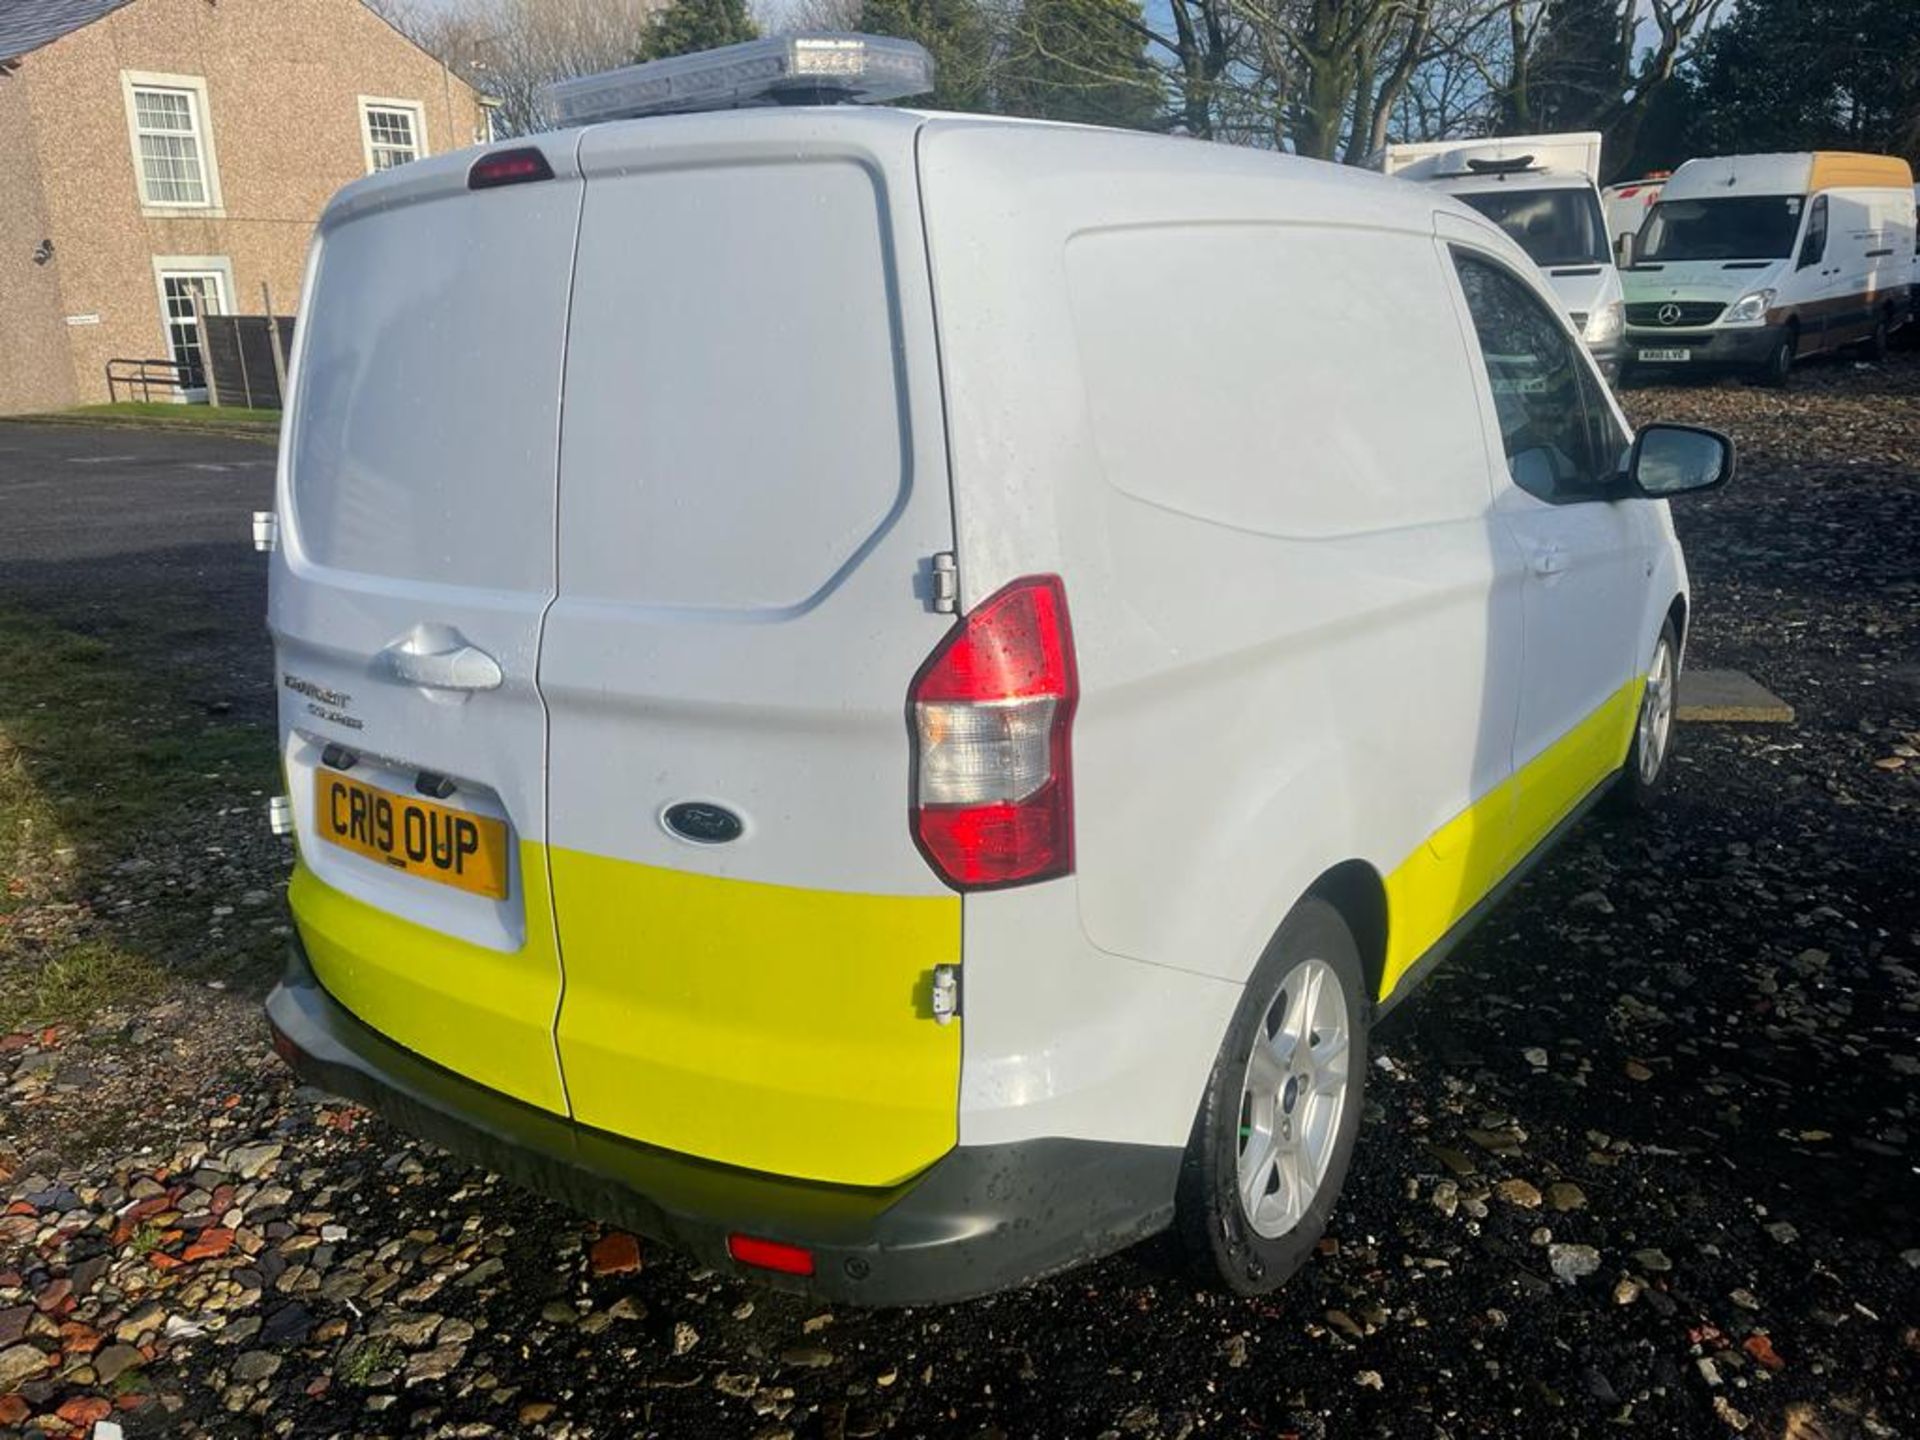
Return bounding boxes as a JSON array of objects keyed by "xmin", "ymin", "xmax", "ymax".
[{"xmin": 909, "ymin": 575, "xmax": 1077, "ymax": 890}]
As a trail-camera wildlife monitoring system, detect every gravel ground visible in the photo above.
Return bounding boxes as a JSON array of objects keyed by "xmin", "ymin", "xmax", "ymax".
[{"xmin": 0, "ymin": 352, "xmax": 1916, "ymax": 1440}]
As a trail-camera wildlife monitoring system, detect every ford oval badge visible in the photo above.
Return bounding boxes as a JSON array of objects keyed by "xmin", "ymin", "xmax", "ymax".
[{"xmin": 663, "ymin": 801, "xmax": 744, "ymax": 845}]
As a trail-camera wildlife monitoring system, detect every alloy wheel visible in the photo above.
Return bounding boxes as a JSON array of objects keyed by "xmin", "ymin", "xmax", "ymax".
[
  {"xmin": 1236, "ymin": 957, "xmax": 1352, "ymax": 1239},
  {"xmin": 1639, "ymin": 636, "xmax": 1675, "ymax": 785}
]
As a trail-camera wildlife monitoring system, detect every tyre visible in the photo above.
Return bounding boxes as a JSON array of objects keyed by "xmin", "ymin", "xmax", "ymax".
[
  {"xmin": 1863, "ymin": 312, "xmax": 1890, "ymax": 363},
  {"xmin": 1610, "ymin": 618, "xmax": 1679, "ymax": 814},
  {"xmin": 1177, "ymin": 897, "xmax": 1368, "ymax": 1296},
  {"xmin": 1754, "ymin": 327, "xmax": 1795, "ymax": 388}
]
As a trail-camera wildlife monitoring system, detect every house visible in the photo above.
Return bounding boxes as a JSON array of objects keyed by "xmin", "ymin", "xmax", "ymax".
[{"xmin": 0, "ymin": 0, "xmax": 492, "ymax": 414}]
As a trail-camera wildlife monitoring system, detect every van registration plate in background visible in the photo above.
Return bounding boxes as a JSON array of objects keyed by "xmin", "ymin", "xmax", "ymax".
[
  {"xmin": 314, "ymin": 772, "xmax": 510, "ymax": 899},
  {"xmin": 1637, "ymin": 348, "xmax": 1691, "ymax": 363}
]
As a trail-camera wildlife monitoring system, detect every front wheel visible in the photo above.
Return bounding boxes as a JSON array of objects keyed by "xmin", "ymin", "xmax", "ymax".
[
  {"xmin": 1755, "ymin": 328, "xmax": 1796, "ymax": 388},
  {"xmin": 1611, "ymin": 619, "xmax": 1679, "ymax": 814},
  {"xmin": 1177, "ymin": 898, "xmax": 1368, "ymax": 1295}
]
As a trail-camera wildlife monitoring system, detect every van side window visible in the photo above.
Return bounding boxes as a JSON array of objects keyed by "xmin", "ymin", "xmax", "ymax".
[
  {"xmin": 1451, "ymin": 252, "xmax": 1617, "ymax": 504},
  {"xmin": 1574, "ymin": 347, "xmax": 1629, "ymax": 480},
  {"xmin": 1798, "ymin": 195, "xmax": 1828, "ymax": 269}
]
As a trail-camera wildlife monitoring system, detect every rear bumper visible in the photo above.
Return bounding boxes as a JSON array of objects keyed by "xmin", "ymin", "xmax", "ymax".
[
  {"xmin": 1624, "ymin": 323, "xmax": 1782, "ymax": 371},
  {"xmin": 265, "ymin": 942, "xmax": 1180, "ymax": 1305}
]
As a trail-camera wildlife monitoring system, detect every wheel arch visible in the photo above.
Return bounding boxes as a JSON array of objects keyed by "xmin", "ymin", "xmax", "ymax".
[
  {"xmin": 1665, "ymin": 590, "xmax": 1688, "ymax": 657},
  {"xmin": 1304, "ymin": 860, "xmax": 1389, "ymax": 1012}
]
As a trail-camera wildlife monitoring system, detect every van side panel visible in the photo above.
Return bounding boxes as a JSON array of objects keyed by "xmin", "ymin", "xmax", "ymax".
[
  {"xmin": 1061, "ymin": 220, "xmax": 1519, "ymax": 978},
  {"xmin": 918, "ymin": 123, "xmax": 1523, "ymax": 1149},
  {"xmin": 542, "ymin": 113, "xmax": 962, "ymax": 1187}
]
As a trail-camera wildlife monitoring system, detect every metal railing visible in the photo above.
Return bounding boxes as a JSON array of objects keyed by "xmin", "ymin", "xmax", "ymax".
[{"xmin": 105, "ymin": 357, "xmax": 192, "ymax": 404}]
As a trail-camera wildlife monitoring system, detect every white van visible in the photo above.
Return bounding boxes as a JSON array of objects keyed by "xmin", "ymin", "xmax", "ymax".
[
  {"xmin": 1602, "ymin": 172, "xmax": 1668, "ymax": 262},
  {"xmin": 1379, "ymin": 133, "xmax": 1627, "ymax": 380},
  {"xmin": 1911, "ymin": 183, "xmax": 1920, "ymax": 329},
  {"xmin": 1622, "ymin": 152, "xmax": 1916, "ymax": 383},
  {"xmin": 264, "ymin": 37, "xmax": 1732, "ymax": 1304}
]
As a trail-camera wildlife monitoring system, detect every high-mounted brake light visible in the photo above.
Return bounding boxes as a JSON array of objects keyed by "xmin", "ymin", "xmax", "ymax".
[
  {"xmin": 727, "ymin": 1233, "xmax": 815, "ymax": 1276},
  {"xmin": 468, "ymin": 147, "xmax": 554, "ymax": 190},
  {"xmin": 539, "ymin": 33, "xmax": 934, "ymax": 127},
  {"xmin": 910, "ymin": 575, "xmax": 1077, "ymax": 891}
]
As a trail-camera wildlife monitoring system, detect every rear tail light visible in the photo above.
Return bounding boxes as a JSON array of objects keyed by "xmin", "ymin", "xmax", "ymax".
[
  {"xmin": 468, "ymin": 147, "xmax": 554, "ymax": 190},
  {"xmin": 909, "ymin": 575, "xmax": 1077, "ymax": 890},
  {"xmin": 727, "ymin": 1233, "xmax": 815, "ymax": 1276}
]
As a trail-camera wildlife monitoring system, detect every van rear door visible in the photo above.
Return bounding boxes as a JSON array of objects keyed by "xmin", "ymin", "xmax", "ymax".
[
  {"xmin": 272, "ymin": 143, "xmax": 581, "ymax": 1115},
  {"xmin": 541, "ymin": 112, "xmax": 962, "ymax": 1188}
]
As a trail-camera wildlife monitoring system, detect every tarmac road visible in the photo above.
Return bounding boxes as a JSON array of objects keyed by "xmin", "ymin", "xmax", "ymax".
[{"xmin": 0, "ymin": 423, "xmax": 276, "ymax": 727}]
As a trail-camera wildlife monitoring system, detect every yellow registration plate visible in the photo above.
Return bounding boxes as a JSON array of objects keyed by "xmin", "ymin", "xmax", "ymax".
[{"xmin": 314, "ymin": 771, "xmax": 510, "ymax": 900}]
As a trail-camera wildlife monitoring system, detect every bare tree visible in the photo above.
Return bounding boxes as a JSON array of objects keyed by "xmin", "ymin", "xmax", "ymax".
[
  {"xmin": 375, "ymin": 0, "xmax": 664, "ymax": 136},
  {"xmin": 1478, "ymin": 0, "xmax": 1728, "ymax": 169}
]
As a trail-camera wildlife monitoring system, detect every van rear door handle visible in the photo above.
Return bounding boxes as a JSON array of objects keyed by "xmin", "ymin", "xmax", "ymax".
[
  {"xmin": 378, "ymin": 632, "xmax": 503, "ymax": 691},
  {"xmin": 1529, "ymin": 546, "xmax": 1569, "ymax": 578}
]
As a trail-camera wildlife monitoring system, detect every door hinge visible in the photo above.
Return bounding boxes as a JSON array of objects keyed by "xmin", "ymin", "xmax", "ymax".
[
  {"xmin": 929, "ymin": 552, "xmax": 958, "ymax": 614},
  {"xmin": 252, "ymin": 511, "xmax": 279, "ymax": 552},
  {"xmin": 931, "ymin": 964, "xmax": 960, "ymax": 1025}
]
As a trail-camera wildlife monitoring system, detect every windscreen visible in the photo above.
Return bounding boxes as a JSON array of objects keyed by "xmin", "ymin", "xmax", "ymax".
[
  {"xmin": 1635, "ymin": 195, "xmax": 1804, "ymax": 261},
  {"xmin": 1459, "ymin": 186, "xmax": 1610, "ymax": 267}
]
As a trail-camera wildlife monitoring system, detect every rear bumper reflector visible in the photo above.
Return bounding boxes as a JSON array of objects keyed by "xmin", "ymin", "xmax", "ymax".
[{"xmin": 727, "ymin": 1233, "xmax": 815, "ymax": 1276}]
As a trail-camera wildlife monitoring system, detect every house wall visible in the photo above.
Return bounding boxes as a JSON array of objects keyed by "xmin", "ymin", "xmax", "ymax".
[
  {"xmin": 0, "ymin": 69, "xmax": 80, "ymax": 414},
  {"xmin": 4, "ymin": 0, "xmax": 486, "ymax": 412}
]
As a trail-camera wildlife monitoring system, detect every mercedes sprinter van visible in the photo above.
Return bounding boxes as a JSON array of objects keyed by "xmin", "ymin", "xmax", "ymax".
[
  {"xmin": 265, "ymin": 36, "xmax": 1732, "ymax": 1304},
  {"xmin": 1622, "ymin": 151, "xmax": 1916, "ymax": 384}
]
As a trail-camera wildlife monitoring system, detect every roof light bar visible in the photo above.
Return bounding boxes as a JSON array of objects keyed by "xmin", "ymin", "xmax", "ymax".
[{"xmin": 539, "ymin": 33, "xmax": 935, "ymax": 128}]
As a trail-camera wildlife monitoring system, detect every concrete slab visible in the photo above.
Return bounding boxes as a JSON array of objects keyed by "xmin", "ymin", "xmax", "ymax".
[{"xmin": 1678, "ymin": 669, "xmax": 1794, "ymax": 724}]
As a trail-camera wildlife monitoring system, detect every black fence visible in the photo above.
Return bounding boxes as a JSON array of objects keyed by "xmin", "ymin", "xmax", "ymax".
[
  {"xmin": 105, "ymin": 357, "xmax": 192, "ymax": 404},
  {"xmin": 201, "ymin": 314, "xmax": 296, "ymax": 410}
]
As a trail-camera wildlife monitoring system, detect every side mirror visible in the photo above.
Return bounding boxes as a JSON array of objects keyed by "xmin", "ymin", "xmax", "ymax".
[
  {"xmin": 1625, "ymin": 422, "xmax": 1734, "ymax": 498},
  {"xmin": 1616, "ymin": 232, "xmax": 1635, "ymax": 267}
]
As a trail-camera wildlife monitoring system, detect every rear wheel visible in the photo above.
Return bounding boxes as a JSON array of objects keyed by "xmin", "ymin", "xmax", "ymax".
[
  {"xmin": 1611, "ymin": 619, "xmax": 1679, "ymax": 814},
  {"xmin": 1863, "ymin": 311, "xmax": 1891, "ymax": 363},
  {"xmin": 1178, "ymin": 898, "xmax": 1368, "ymax": 1295},
  {"xmin": 1755, "ymin": 327, "xmax": 1796, "ymax": 387}
]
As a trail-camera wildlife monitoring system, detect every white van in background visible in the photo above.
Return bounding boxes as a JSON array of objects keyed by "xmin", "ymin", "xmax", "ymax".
[
  {"xmin": 1379, "ymin": 133, "xmax": 1626, "ymax": 380},
  {"xmin": 1622, "ymin": 152, "xmax": 1916, "ymax": 384},
  {"xmin": 1602, "ymin": 172, "xmax": 1668, "ymax": 262},
  {"xmin": 1912, "ymin": 183, "xmax": 1920, "ymax": 330},
  {"xmin": 263, "ymin": 36, "xmax": 1733, "ymax": 1304}
]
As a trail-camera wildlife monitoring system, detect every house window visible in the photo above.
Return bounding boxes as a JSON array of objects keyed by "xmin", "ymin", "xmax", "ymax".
[
  {"xmin": 152, "ymin": 259, "xmax": 233, "ymax": 399},
  {"xmin": 361, "ymin": 99, "xmax": 426, "ymax": 172},
  {"xmin": 132, "ymin": 85, "xmax": 209, "ymax": 206}
]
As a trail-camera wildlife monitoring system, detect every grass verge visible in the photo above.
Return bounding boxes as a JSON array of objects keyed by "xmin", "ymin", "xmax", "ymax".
[
  {"xmin": 0, "ymin": 604, "xmax": 278, "ymax": 1032},
  {"xmin": 4, "ymin": 403, "xmax": 281, "ymax": 440},
  {"xmin": 70, "ymin": 402, "xmax": 280, "ymax": 427}
]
